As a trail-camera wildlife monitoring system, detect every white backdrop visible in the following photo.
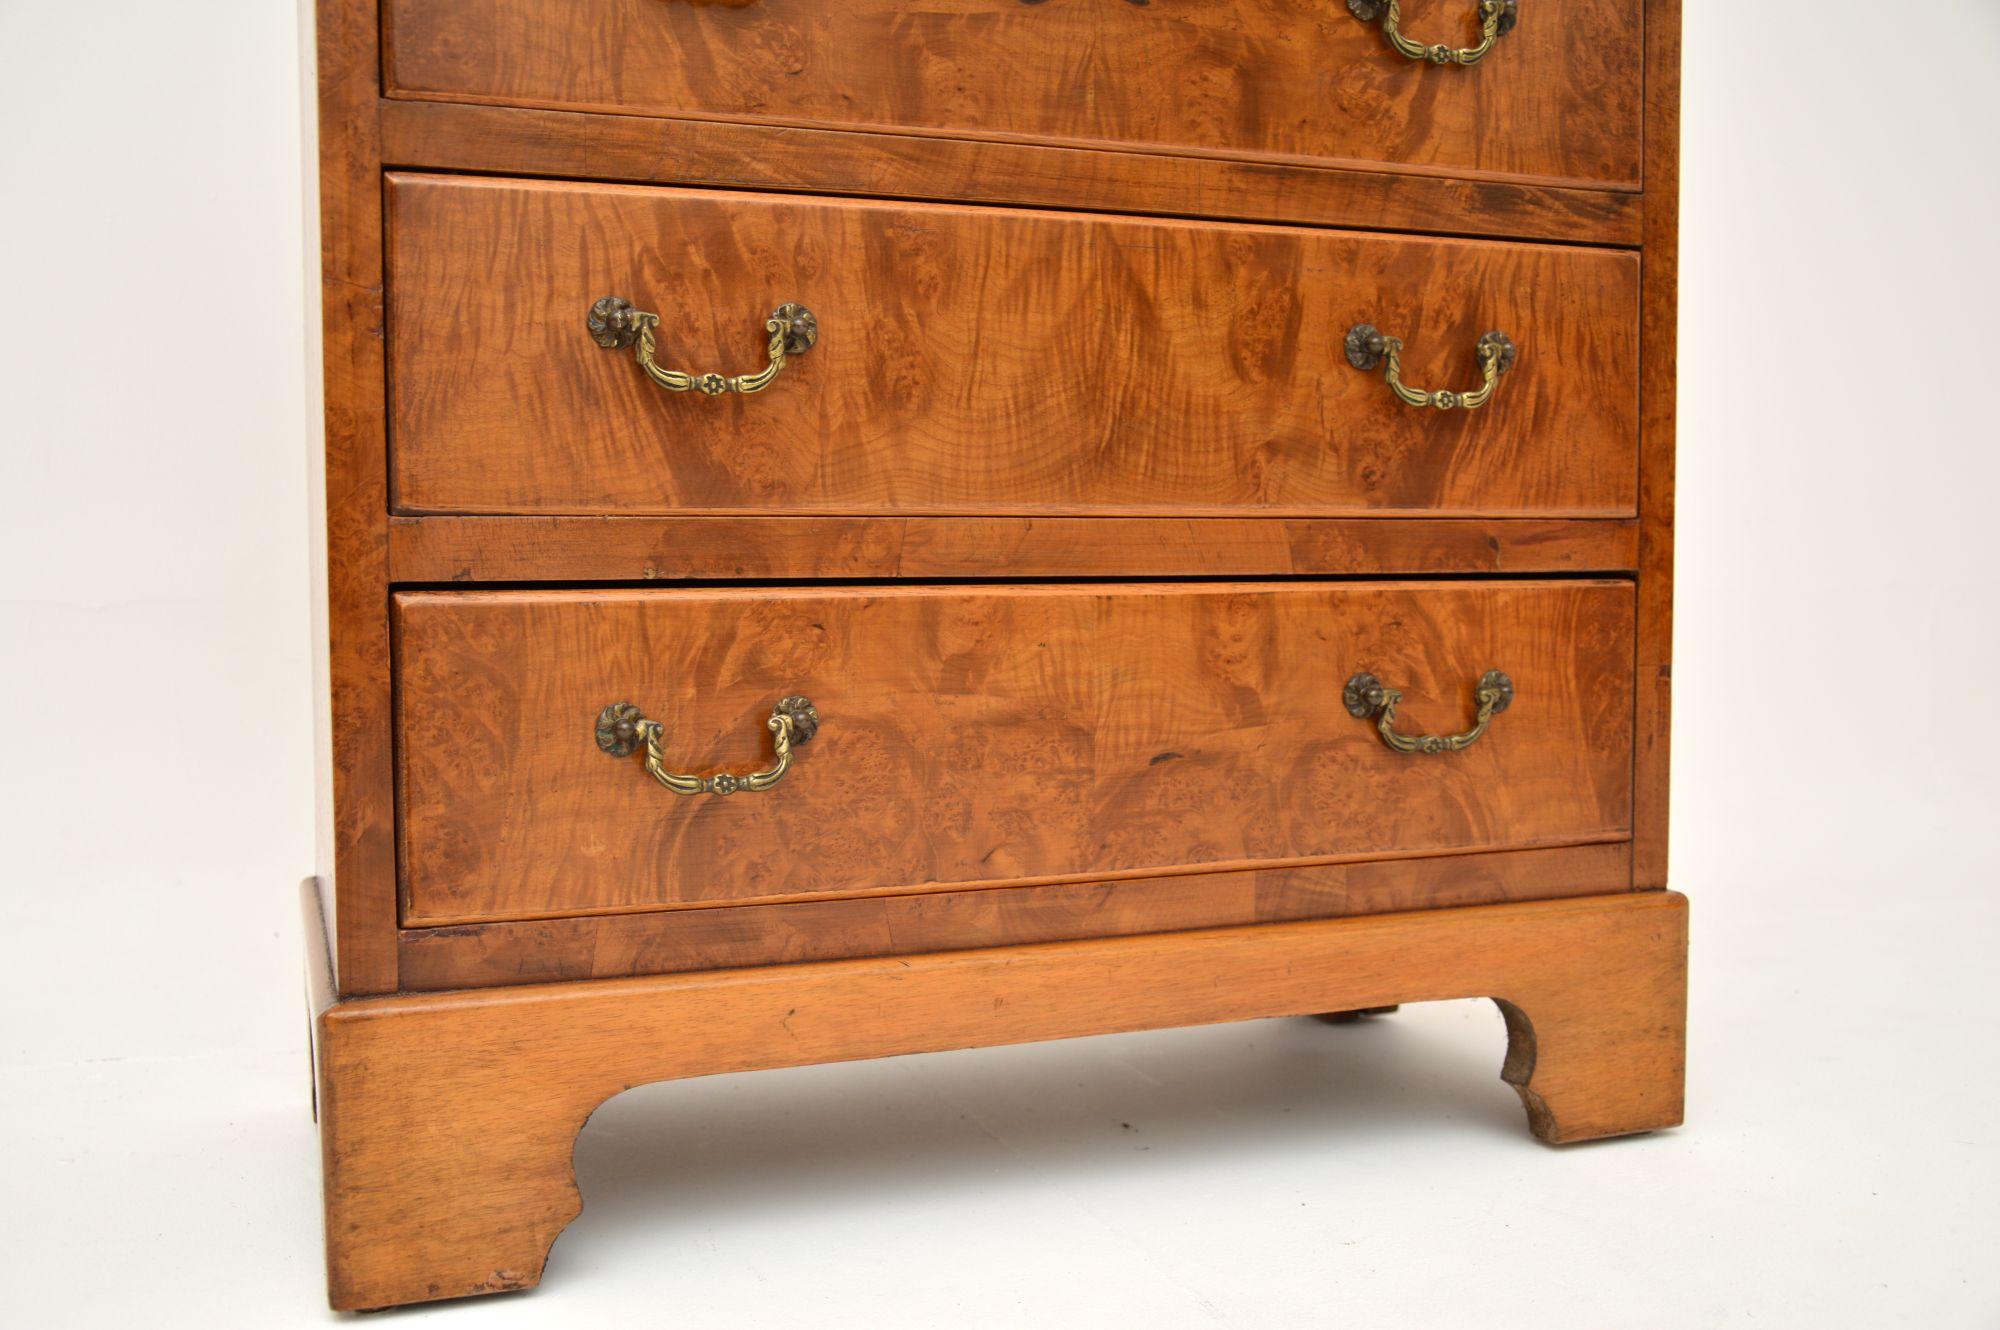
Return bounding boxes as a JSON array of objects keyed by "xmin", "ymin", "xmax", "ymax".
[{"xmin": 2, "ymin": 2, "xmax": 1995, "ymax": 1324}]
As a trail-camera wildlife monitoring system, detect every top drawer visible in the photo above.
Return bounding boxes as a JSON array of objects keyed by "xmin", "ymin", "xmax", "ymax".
[{"xmin": 382, "ymin": 0, "xmax": 1643, "ymax": 191}]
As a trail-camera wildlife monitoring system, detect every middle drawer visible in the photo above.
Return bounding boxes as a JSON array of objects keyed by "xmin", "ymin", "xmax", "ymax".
[
  {"xmin": 388, "ymin": 174, "xmax": 1639, "ymax": 518},
  {"xmin": 395, "ymin": 580, "xmax": 1634, "ymax": 928}
]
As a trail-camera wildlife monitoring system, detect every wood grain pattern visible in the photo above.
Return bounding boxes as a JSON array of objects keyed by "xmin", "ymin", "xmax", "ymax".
[
  {"xmin": 388, "ymin": 514, "xmax": 1640, "ymax": 582},
  {"xmin": 308, "ymin": 0, "xmax": 398, "ymax": 993},
  {"xmin": 1633, "ymin": 0, "xmax": 1680, "ymax": 887},
  {"xmin": 381, "ymin": 0, "xmax": 1643, "ymax": 190},
  {"xmin": 377, "ymin": 100, "xmax": 1645, "ymax": 248},
  {"xmin": 398, "ymin": 842, "xmax": 1633, "ymax": 990},
  {"xmin": 315, "ymin": 885, "xmax": 1688, "ymax": 1309},
  {"xmin": 308, "ymin": 0, "xmax": 1685, "ymax": 1304},
  {"xmin": 388, "ymin": 175, "xmax": 1641, "ymax": 518},
  {"xmin": 394, "ymin": 581, "xmax": 1635, "ymax": 927}
]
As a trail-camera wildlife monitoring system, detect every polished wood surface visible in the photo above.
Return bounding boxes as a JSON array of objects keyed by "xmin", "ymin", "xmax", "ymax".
[
  {"xmin": 377, "ymin": 100, "xmax": 1644, "ymax": 248},
  {"xmin": 382, "ymin": 0, "xmax": 1643, "ymax": 190},
  {"xmin": 395, "ymin": 581, "xmax": 1634, "ymax": 927},
  {"xmin": 316, "ymin": 884, "xmax": 1689, "ymax": 1309},
  {"xmin": 313, "ymin": 0, "xmax": 1682, "ymax": 1001},
  {"xmin": 309, "ymin": 0, "xmax": 398, "ymax": 993},
  {"xmin": 310, "ymin": 0, "xmax": 1686, "ymax": 1303},
  {"xmin": 399, "ymin": 842, "xmax": 1632, "ymax": 990},
  {"xmin": 312, "ymin": 0, "xmax": 1686, "ymax": 1307},
  {"xmin": 389, "ymin": 176, "xmax": 1641, "ymax": 518},
  {"xmin": 1633, "ymin": 0, "xmax": 1680, "ymax": 888},
  {"xmin": 388, "ymin": 514, "xmax": 1639, "ymax": 583}
]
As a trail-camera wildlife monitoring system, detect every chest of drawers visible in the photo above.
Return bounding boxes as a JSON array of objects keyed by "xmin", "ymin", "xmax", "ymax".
[{"xmin": 304, "ymin": 0, "xmax": 1685, "ymax": 1308}]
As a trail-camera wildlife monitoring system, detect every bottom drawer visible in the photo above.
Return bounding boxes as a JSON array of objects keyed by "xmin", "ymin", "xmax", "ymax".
[{"xmin": 395, "ymin": 580, "xmax": 1635, "ymax": 930}]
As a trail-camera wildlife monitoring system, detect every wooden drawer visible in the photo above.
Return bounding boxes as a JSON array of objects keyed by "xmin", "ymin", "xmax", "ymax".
[
  {"xmin": 388, "ymin": 175, "xmax": 1640, "ymax": 518},
  {"xmin": 382, "ymin": 0, "xmax": 1642, "ymax": 190},
  {"xmin": 395, "ymin": 580, "xmax": 1634, "ymax": 928}
]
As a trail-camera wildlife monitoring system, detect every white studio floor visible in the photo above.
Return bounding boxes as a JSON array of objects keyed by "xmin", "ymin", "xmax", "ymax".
[{"xmin": 4, "ymin": 861, "xmax": 1994, "ymax": 1328}]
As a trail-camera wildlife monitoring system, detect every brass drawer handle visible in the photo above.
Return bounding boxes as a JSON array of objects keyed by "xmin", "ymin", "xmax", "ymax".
[
  {"xmin": 1347, "ymin": 0, "xmax": 1517, "ymax": 66},
  {"xmin": 588, "ymin": 296, "xmax": 817, "ymax": 397},
  {"xmin": 1343, "ymin": 670, "xmax": 1514, "ymax": 754},
  {"xmin": 1345, "ymin": 324, "xmax": 1517, "ymax": 411},
  {"xmin": 596, "ymin": 696, "xmax": 819, "ymax": 795}
]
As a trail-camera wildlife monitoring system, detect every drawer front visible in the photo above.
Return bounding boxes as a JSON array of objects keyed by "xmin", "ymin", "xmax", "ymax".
[
  {"xmin": 389, "ymin": 176, "xmax": 1640, "ymax": 518},
  {"xmin": 383, "ymin": 0, "xmax": 1642, "ymax": 190},
  {"xmin": 395, "ymin": 581, "xmax": 1634, "ymax": 927}
]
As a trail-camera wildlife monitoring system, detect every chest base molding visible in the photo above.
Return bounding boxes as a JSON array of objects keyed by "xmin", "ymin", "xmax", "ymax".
[{"xmin": 307, "ymin": 882, "xmax": 1686, "ymax": 1310}]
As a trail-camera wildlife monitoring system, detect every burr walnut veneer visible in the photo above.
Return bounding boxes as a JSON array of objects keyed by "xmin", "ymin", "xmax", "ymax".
[
  {"xmin": 305, "ymin": 0, "xmax": 1684, "ymax": 1309},
  {"xmin": 390, "ymin": 176, "xmax": 1640, "ymax": 517}
]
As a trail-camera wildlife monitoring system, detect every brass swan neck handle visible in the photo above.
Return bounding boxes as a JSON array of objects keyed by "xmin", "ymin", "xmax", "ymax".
[
  {"xmin": 1347, "ymin": 0, "xmax": 1518, "ymax": 66},
  {"xmin": 596, "ymin": 696, "xmax": 819, "ymax": 796},
  {"xmin": 1344, "ymin": 671, "xmax": 1514, "ymax": 754},
  {"xmin": 1345, "ymin": 324, "xmax": 1517, "ymax": 411},
  {"xmin": 588, "ymin": 296, "xmax": 817, "ymax": 397}
]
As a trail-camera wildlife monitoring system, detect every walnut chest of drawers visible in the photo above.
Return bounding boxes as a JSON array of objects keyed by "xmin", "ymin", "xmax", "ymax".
[{"xmin": 303, "ymin": 0, "xmax": 1686, "ymax": 1309}]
